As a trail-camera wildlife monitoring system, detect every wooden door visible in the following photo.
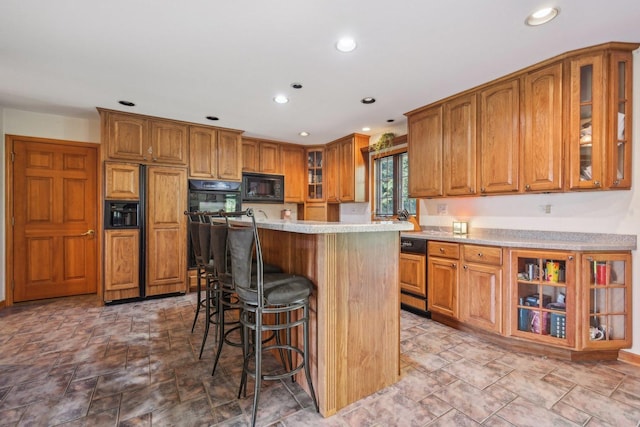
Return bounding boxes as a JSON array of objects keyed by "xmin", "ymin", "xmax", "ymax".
[
  {"xmin": 325, "ymin": 142, "xmax": 339, "ymax": 202},
  {"xmin": 146, "ymin": 166, "xmax": 187, "ymax": 296},
  {"xmin": 11, "ymin": 136, "xmax": 98, "ymax": 302},
  {"xmin": 104, "ymin": 111, "xmax": 148, "ymax": 162},
  {"xmin": 259, "ymin": 141, "xmax": 281, "ymax": 174},
  {"xmin": 444, "ymin": 94, "xmax": 477, "ymax": 196},
  {"xmin": 522, "ymin": 63, "xmax": 563, "ymax": 192},
  {"xmin": 460, "ymin": 262, "xmax": 502, "ymax": 333},
  {"xmin": 189, "ymin": 126, "xmax": 217, "ymax": 178},
  {"xmin": 281, "ymin": 144, "xmax": 305, "ymax": 203},
  {"xmin": 427, "ymin": 257, "xmax": 458, "ymax": 318},
  {"xmin": 241, "ymin": 138, "xmax": 259, "ymax": 172},
  {"xmin": 150, "ymin": 120, "xmax": 188, "ymax": 165},
  {"xmin": 407, "ymin": 106, "xmax": 443, "ymax": 197},
  {"xmin": 478, "ymin": 79, "xmax": 520, "ymax": 194},
  {"xmin": 217, "ymin": 130, "xmax": 242, "ymax": 181}
]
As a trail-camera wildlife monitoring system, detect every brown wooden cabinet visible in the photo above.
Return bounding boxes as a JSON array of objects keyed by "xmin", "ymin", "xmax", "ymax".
[
  {"xmin": 100, "ymin": 110, "xmax": 188, "ymax": 166},
  {"xmin": 324, "ymin": 134, "xmax": 369, "ymax": 203},
  {"xmin": 443, "ymin": 94, "xmax": 476, "ymax": 196},
  {"xmin": 566, "ymin": 45, "xmax": 636, "ymax": 190},
  {"xmin": 427, "ymin": 241, "xmax": 459, "ymax": 318},
  {"xmin": 146, "ymin": 166, "xmax": 187, "ymax": 296},
  {"xmin": 306, "ymin": 148, "xmax": 324, "ymax": 201},
  {"xmin": 280, "ymin": 143, "xmax": 306, "ymax": 203},
  {"xmin": 242, "ymin": 138, "xmax": 281, "ymax": 174},
  {"xmin": 104, "ymin": 162, "xmax": 140, "ymax": 200},
  {"xmin": 478, "ymin": 78, "xmax": 520, "ymax": 194},
  {"xmin": 459, "ymin": 244, "xmax": 503, "ymax": 334},
  {"xmin": 579, "ymin": 252, "xmax": 631, "ymax": 350},
  {"xmin": 399, "ymin": 252, "xmax": 426, "ymax": 310},
  {"xmin": 408, "ymin": 106, "xmax": 443, "ymax": 198},
  {"xmin": 521, "ymin": 62, "xmax": 564, "ymax": 192},
  {"xmin": 189, "ymin": 126, "xmax": 242, "ymax": 181},
  {"xmin": 325, "ymin": 141, "xmax": 339, "ymax": 202},
  {"xmin": 104, "ymin": 229, "xmax": 140, "ymax": 301}
]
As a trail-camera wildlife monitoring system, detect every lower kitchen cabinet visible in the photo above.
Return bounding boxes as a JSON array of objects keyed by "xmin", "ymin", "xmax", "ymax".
[
  {"xmin": 426, "ymin": 239, "xmax": 632, "ymax": 359},
  {"xmin": 104, "ymin": 229, "xmax": 140, "ymax": 301},
  {"xmin": 459, "ymin": 244, "xmax": 503, "ymax": 334},
  {"xmin": 427, "ymin": 241, "xmax": 459, "ymax": 318},
  {"xmin": 399, "ymin": 252, "xmax": 427, "ymax": 312}
]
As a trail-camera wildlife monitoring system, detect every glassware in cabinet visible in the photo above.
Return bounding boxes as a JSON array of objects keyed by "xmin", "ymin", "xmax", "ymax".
[
  {"xmin": 306, "ymin": 148, "xmax": 324, "ymax": 200},
  {"xmin": 582, "ymin": 254, "xmax": 631, "ymax": 347}
]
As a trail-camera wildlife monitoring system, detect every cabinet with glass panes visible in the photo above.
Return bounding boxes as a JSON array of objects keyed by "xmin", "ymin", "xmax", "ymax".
[
  {"xmin": 567, "ymin": 43, "xmax": 636, "ymax": 190},
  {"xmin": 580, "ymin": 253, "xmax": 631, "ymax": 350},
  {"xmin": 510, "ymin": 250, "xmax": 576, "ymax": 347},
  {"xmin": 306, "ymin": 147, "xmax": 324, "ymax": 201}
]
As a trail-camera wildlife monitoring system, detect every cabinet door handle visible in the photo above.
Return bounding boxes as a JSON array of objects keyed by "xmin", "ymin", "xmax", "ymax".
[
  {"xmin": 480, "ymin": 187, "xmax": 486, "ymax": 193},
  {"xmin": 613, "ymin": 179, "xmax": 620, "ymax": 186},
  {"xmin": 568, "ymin": 255, "xmax": 574, "ymax": 261},
  {"xmin": 439, "ymin": 247, "xmax": 445, "ymax": 253},
  {"xmin": 594, "ymin": 180, "xmax": 601, "ymax": 187},
  {"xmin": 463, "ymin": 265, "xmax": 468, "ymax": 270},
  {"xmin": 452, "ymin": 263, "xmax": 457, "ymax": 268},
  {"xmin": 524, "ymin": 184, "xmax": 531, "ymax": 191}
]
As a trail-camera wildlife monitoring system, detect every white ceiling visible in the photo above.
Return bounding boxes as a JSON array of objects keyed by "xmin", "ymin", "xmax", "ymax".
[{"xmin": 1, "ymin": 0, "xmax": 639, "ymax": 145}]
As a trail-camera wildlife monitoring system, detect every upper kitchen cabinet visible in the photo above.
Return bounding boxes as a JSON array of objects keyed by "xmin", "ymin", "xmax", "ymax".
[
  {"xmin": 99, "ymin": 109, "xmax": 187, "ymax": 166},
  {"xmin": 104, "ymin": 162, "xmax": 140, "ymax": 200},
  {"xmin": 325, "ymin": 133, "xmax": 370, "ymax": 203},
  {"xmin": 280, "ymin": 143, "xmax": 306, "ymax": 203},
  {"xmin": 521, "ymin": 62, "xmax": 564, "ymax": 192},
  {"xmin": 407, "ymin": 106, "xmax": 443, "ymax": 198},
  {"xmin": 566, "ymin": 44, "xmax": 637, "ymax": 190},
  {"xmin": 478, "ymin": 78, "xmax": 520, "ymax": 194},
  {"xmin": 189, "ymin": 126, "xmax": 243, "ymax": 181},
  {"xmin": 443, "ymin": 94, "xmax": 476, "ymax": 196},
  {"xmin": 242, "ymin": 138, "xmax": 281, "ymax": 174},
  {"xmin": 306, "ymin": 147, "xmax": 324, "ymax": 201}
]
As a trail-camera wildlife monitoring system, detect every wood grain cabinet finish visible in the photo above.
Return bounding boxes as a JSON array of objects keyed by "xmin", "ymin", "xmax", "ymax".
[
  {"xmin": 459, "ymin": 244, "xmax": 503, "ymax": 334},
  {"xmin": 443, "ymin": 94, "xmax": 477, "ymax": 196},
  {"xmin": 521, "ymin": 62, "xmax": 564, "ymax": 192},
  {"xmin": 427, "ymin": 241, "xmax": 459, "ymax": 318},
  {"xmin": 145, "ymin": 166, "xmax": 187, "ymax": 296},
  {"xmin": 104, "ymin": 162, "xmax": 139, "ymax": 200},
  {"xmin": 400, "ymin": 252, "xmax": 427, "ymax": 310},
  {"xmin": 478, "ymin": 78, "xmax": 520, "ymax": 194},
  {"xmin": 242, "ymin": 138, "xmax": 281, "ymax": 174},
  {"xmin": 280, "ymin": 143, "xmax": 306, "ymax": 203},
  {"xmin": 104, "ymin": 229, "xmax": 140, "ymax": 301},
  {"xmin": 325, "ymin": 134, "xmax": 369, "ymax": 203},
  {"xmin": 408, "ymin": 106, "xmax": 443, "ymax": 198},
  {"xmin": 189, "ymin": 126, "xmax": 242, "ymax": 181},
  {"xmin": 100, "ymin": 110, "xmax": 188, "ymax": 166}
]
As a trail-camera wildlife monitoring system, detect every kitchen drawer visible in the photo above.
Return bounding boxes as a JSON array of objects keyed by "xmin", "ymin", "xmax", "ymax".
[
  {"xmin": 428, "ymin": 241, "xmax": 460, "ymax": 259},
  {"xmin": 463, "ymin": 244, "xmax": 502, "ymax": 265}
]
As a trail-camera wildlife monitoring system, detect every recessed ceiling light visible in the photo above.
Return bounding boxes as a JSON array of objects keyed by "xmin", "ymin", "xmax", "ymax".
[
  {"xmin": 387, "ymin": 119, "xmax": 395, "ymax": 123},
  {"xmin": 299, "ymin": 131, "xmax": 310, "ymax": 137},
  {"xmin": 336, "ymin": 37, "xmax": 357, "ymax": 53},
  {"xmin": 526, "ymin": 7, "xmax": 559, "ymax": 26},
  {"xmin": 361, "ymin": 97, "xmax": 376, "ymax": 104},
  {"xmin": 362, "ymin": 127, "xmax": 371, "ymax": 132},
  {"xmin": 274, "ymin": 95, "xmax": 289, "ymax": 104},
  {"xmin": 118, "ymin": 100, "xmax": 135, "ymax": 107},
  {"xmin": 206, "ymin": 116, "xmax": 219, "ymax": 121},
  {"xmin": 291, "ymin": 82, "xmax": 303, "ymax": 89}
]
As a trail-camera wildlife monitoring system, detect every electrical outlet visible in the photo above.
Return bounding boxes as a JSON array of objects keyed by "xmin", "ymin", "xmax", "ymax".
[{"xmin": 437, "ymin": 204, "xmax": 448, "ymax": 215}]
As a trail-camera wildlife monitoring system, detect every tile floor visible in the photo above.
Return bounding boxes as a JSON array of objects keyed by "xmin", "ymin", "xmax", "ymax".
[{"xmin": 1, "ymin": 293, "xmax": 640, "ymax": 426}]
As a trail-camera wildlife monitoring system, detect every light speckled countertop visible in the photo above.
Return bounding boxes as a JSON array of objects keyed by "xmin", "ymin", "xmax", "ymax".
[
  {"xmin": 225, "ymin": 218, "xmax": 415, "ymax": 234},
  {"xmin": 401, "ymin": 228, "xmax": 637, "ymax": 251}
]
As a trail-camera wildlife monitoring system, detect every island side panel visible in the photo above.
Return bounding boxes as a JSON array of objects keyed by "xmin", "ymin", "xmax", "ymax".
[{"xmin": 259, "ymin": 229, "xmax": 400, "ymax": 416}]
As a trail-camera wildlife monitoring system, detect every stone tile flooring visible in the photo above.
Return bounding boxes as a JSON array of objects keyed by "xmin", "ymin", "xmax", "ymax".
[{"xmin": 1, "ymin": 293, "xmax": 640, "ymax": 426}]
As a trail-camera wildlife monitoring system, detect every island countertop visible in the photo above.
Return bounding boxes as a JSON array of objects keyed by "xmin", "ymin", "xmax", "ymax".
[{"xmin": 232, "ymin": 218, "xmax": 415, "ymax": 234}]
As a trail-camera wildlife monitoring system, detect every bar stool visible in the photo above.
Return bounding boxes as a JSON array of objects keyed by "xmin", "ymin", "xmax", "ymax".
[
  {"xmin": 187, "ymin": 215, "xmax": 213, "ymax": 334},
  {"xmin": 225, "ymin": 208, "xmax": 319, "ymax": 426},
  {"xmin": 196, "ymin": 221, "xmax": 219, "ymax": 359}
]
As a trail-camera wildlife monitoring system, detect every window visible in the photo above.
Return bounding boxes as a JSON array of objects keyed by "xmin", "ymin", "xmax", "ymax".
[{"xmin": 375, "ymin": 151, "xmax": 416, "ymax": 216}]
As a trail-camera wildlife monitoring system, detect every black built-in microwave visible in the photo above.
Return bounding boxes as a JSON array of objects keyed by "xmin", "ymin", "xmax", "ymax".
[{"xmin": 241, "ymin": 172, "xmax": 284, "ymax": 203}]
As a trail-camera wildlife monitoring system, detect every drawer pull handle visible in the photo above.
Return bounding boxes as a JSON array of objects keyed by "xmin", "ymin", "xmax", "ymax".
[
  {"xmin": 477, "ymin": 252, "xmax": 483, "ymax": 257},
  {"xmin": 439, "ymin": 248, "xmax": 445, "ymax": 253}
]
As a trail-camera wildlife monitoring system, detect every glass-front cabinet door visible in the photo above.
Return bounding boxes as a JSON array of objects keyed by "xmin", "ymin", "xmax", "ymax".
[
  {"xmin": 510, "ymin": 250, "xmax": 575, "ymax": 347},
  {"xmin": 580, "ymin": 253, "xmax": 631, "ymax": 349},
  {"xmin": 606, "ymin": 51, "xmax": 633, "ymax": 189},
  {"xmin": 306, "ymin": 148, "xmax": 324, "ymax": 201}
]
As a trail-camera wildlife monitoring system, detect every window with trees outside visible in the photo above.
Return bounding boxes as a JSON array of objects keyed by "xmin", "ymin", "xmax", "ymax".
[{"xmin": 375, "ymin": 151, "xmax": 416, "ymax": 217}]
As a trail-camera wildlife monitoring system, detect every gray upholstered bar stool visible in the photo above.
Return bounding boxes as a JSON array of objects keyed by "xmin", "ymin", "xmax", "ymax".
[{"xmin": 225, "ymin": 208, "xmax": 318, "ymax": 426}]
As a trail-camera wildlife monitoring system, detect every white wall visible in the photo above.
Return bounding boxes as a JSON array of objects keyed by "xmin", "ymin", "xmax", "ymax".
[{"xmin": 0, "ymin": 108, "xmax": 100, "ymax": 302}]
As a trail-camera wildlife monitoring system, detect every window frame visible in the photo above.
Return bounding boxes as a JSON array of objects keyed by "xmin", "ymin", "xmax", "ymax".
[{"xmin": 370, "ymin": 138, "xmax": 417, "ymax": 218}]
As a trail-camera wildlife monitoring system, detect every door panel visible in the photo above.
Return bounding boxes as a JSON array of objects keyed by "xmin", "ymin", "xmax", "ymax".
[{"xmin": 12, "ymin": 137, "xmax": 98, "ymax": 302}]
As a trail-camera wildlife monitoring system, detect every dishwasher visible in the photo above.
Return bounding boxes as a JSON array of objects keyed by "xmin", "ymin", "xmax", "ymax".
[{"xmin": 400, "ymin": 236, "xmax": 430, "ymax": 317}]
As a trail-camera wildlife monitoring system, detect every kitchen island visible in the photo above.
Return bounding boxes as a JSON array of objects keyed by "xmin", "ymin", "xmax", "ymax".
[{"xmin": 249, "ymin": 219, "xmax": 414, "ymax": 417}]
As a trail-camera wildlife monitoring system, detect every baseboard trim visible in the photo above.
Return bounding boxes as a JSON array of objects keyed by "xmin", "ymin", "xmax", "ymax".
[{"xmin": 618, "ymin": 350, "xmax": 640, "ymax": 366}]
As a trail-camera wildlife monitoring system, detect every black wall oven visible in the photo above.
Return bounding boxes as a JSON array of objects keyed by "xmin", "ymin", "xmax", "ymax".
[{"xmin": 187, "ymin": 179, "xmax": 241, "ymax": 268}]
